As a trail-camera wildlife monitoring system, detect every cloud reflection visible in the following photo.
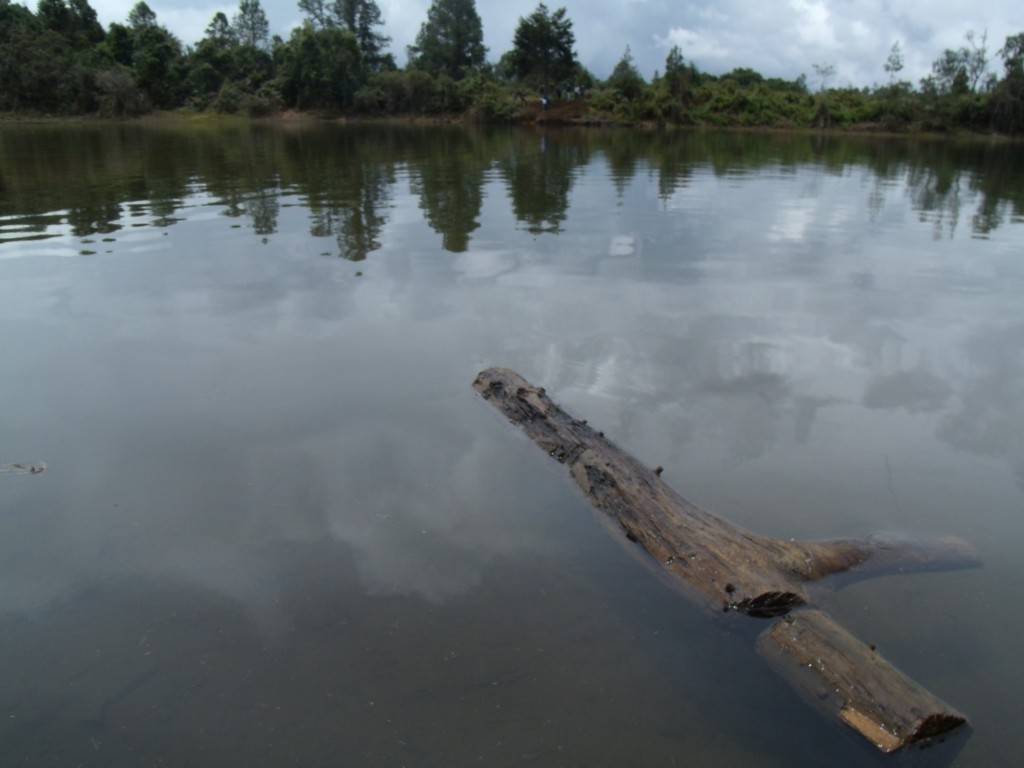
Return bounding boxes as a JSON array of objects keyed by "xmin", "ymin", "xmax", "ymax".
[
  {"xmin": 938, "ymin": 324, "xmax": 1024, "ymax": 492},
  {"xmin": 3, "ymin": 127, "xmax": 1024, "ymax": 635}
]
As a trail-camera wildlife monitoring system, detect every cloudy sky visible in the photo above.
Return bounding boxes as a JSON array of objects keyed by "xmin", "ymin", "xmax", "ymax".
[{"xmin": 88, "ymin": 0, "xmax": 1020, "ymax": 87}]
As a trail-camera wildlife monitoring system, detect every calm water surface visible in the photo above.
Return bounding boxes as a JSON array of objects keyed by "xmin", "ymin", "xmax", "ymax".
[{"xmin": 2, "ymin": 123, "xmax": 1024, "ymax": 766}]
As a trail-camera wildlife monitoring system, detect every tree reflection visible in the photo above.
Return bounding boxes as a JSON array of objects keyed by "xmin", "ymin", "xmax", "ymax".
[
  {"xmin": 648, "ymin": 133, "xmax": 697, "ymax": 203},
  {"xmin": 603, "ymin": 131, "xmax": 643, "ymax": 197},
  {"xmin": 408, "ymin": 129, "xmax": 486, "ymax": 253},
  {"xmin": 866, "ymin": 140, "xmax": 1024, "ymax": 240},
  {"xmin": 67, "ymin": 202, "xmax": 123, "ymax": 236},
  {"xmin": 276, "ymin": 127, "xmax": 395, "ymax": 261},
  {"xmin": 2, "ymin": 123, "xmax": 1023, "ymax": 253},
  {"xmin": 498, "ymin": 131, "xmax": 585, "ymax": 234},
  {"xmin": 305, "ymin": 163, "xmax": 391, "ymax": 261}
]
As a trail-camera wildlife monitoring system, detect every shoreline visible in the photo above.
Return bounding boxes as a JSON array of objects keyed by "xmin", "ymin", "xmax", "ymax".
[{"xmin": 1, "ymin": 108, "xmax": 1018, "ymax": 142}]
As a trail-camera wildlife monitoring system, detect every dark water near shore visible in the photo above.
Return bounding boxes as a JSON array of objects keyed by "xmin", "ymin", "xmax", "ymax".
[{"xmin": 2, "ymin": 122, "xmax": 1024, "ymax": 766}]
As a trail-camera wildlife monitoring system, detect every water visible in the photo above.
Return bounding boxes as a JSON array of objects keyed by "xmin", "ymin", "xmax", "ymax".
[{"xmin": 1, "ymin": 122, "xmax": 1023, "ymax": 766}]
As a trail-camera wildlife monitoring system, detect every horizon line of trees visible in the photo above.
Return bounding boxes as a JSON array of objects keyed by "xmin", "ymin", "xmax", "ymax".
[{"xmin": 1, "ymin": 0, "xmax": 1023, "ymax": 133}]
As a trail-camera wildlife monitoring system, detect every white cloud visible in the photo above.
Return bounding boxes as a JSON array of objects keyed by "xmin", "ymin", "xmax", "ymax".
[
  {"xmin": 654, "ymin": 27, "xmax": 733, "ymax": 64},
  {"xmin": 791, "ymin": 0, "xmax": 836, "ymax": 48}
]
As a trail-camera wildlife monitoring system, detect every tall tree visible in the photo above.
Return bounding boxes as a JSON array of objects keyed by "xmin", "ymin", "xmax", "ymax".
[
  {"xmin": 884, "ymin": 41, "xmax": 904, "ymax": 84},
  {"xmin": 1001, "ymin": 32, "xmax": 1024, "ymax": 74},
  {"xmin": 67, "ymin": 0, "xmax": 104, "ymax": 43},
  {"xmin": 276, "ymin": 25, "xmax": 363, "ymax": 109},
  {"xmin": 926, "ymin": 30, "xmax": 991, "ymax": 95},
  {"xmin": 607, "ymin": 45, "xmax": 644, "ymax": 101},
  {"xmin": 102, "ymin": 21, "xmax": 134, "ymax": 65},
  {"xmin": 812, "ymin": 62, "xmax": 835, "ymax": 91},
  {"xmin": 2, "ymin": 0, "xmax": 65, "ymax": 111},
  {"xmin": 408, "ymin": 0, "xmax": 486, "ymax": 79},
  {"xmin": 233, "ymin": 0, "xmax": 269, "ymax": 49},
  {"xmin": 662, "ymin": 44, "xmax": 696, "ymax": 103},
  {"xmin": 205, "ymin": 11, "xmax": 236, "ymax": 48},
  {"xmin": 133, "ymin": 23, "xmax": 183, "ymax": 107},
  {"xmin": 36, "ymin": 0, "xmax": 69, "ymax": 33},
  {"xmin": 963, "ymin": 29, "xmax": 991, "ymax": 91},
  {"xmin": 992, "ymin": 32, "xmax": 1024, "ymax": 133},
  {"xmin": 331, "ymin": 0, "xmax": 390, "ymax": 69},
  {"xmin": 509, "ymin": 2, "xmax": 575, "ymax": 91},
  {"xmin": 35, "ymin": 0, "xmax": 103, "ymax": 46},
  {"xmin": 297, "ymin": 0, "xmax": 329, "ymax": 29},
  {"xmin": 294, "ymin": 0, "xmax": 392, "ymax": 67},
  {"xmin": 127, "ymin": 0, "xmax": 156, "ymax": 30}
]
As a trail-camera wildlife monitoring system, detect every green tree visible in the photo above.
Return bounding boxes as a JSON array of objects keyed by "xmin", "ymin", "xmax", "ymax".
[
  {"xmin": 190, "ymin": 8, "xmax": 273, "ymax": 106},
  {"xmin": 607, "ymin": 45, "xmax": 645, "ymax": 102},
  {"xmin": 509, "ymin": 2, "xmax": 575, "ymax": 91},
  {"xmin": 102, "ymin": 21, "xmax": 134, "ymax": 65},
  {"xmin": 233, "ymin": 0, "xmax": 269, "ymax": 49},
  {"xmin": 118, "ymin": 3, "xmax": 184, "ymax": 109},
  {"xmin": 662, "ymin": 44, "xmax": 695, "ymax": 102},
  {"xmin": 408, "ymin": 0, "xmax": 486, "ymax": 79},
  {"xmin": 67, "ymin": 0, "xmax": 103, "ymax": 43},
  {"xmin": 884, "ymin": 41, "xmax": 904, "ymax": 84},
  {"xmin": 277, "ymin": 24, "xmax": 363, "ymax": 109},
  {"xmin": 331, "ymin": 0, "xmax": 391, "ymax": 70},
  {"xmin": 297, "ymin": 0, "xmax": 330, "ymax": 28},
  {"xmin": 132, "ymin": 22, "xmax": 183, "ymax": 107},
  {"xmin": 992, "ymin": 32, "xmax": 1024, "ymax": 133},
  {"xmin": 926, "ymin": 30, "xmax": 990, "ymax": 96},
  {"xmin": 205, "ymin": 11, "xmax": 236, "ymax": 48},
  {"xmin": 36, "ymin": 0, "xmax": 69, "ymax": 32},
  {"xmin": 926, "ymin": 48, "xmax": 970, "ymax": 95},
  {"xmin": 127, "ymin": 1, "xmax": 156, "ymax": 30},
  {"xmin": 721, "ymin": 66, "xmax": 763, "ymax": 87},
  {"xmin": 1001, "ymin": 32, "xmax": 1024, "ymax": 73},
  {"xmin": 36, "ymin": 0, "xmax": 103, "ymax": 45},
  {"xmin": 1, "ymin": 0, "xmax": 62, "ymax": 111}
]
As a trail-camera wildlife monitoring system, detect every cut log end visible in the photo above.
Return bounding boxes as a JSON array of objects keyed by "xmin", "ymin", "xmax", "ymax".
[{"xmin": 758, "ymin": 610, "xmax": 968, "ymax": 752}]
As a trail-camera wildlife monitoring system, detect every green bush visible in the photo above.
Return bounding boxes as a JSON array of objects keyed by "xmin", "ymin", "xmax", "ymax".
[{"xmin": 463, "ymin": 78, "xmax": 516, "ymax": 122}]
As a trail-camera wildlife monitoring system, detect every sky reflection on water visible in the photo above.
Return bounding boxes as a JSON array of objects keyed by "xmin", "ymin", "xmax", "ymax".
[{"xmin": 1, "ymin": 124, "xmax": 1023, "ymax": 766}]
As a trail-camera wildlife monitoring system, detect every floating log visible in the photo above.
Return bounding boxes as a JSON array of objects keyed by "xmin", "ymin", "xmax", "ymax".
[{"xmin": 474, "ymin": 367, "xmax": 976, "ymax": 752}]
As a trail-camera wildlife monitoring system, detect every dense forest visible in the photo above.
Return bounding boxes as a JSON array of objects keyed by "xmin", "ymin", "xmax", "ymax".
[{"xmin": 1, "ymin": 0, "xmax": 1023, "ymax": 133}]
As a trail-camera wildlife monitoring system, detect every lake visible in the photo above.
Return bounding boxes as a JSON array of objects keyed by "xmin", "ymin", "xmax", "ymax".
[{"xmin": 1, "ymin": 121, "xmax": 1023, "ymax": 767}]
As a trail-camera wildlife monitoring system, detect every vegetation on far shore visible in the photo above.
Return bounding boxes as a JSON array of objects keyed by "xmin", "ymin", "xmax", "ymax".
[{"xmin": 2, "ymin": 0, "xmax": 1024, "ymax": 135}]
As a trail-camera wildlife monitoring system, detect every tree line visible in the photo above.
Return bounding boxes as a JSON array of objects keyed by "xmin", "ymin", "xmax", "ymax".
[{"xmin": 1, "ymin": 0, "xmax": 1023, "ymax": 134}]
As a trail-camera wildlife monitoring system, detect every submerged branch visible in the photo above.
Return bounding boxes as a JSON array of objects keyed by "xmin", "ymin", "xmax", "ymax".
[{"xmin": 474, "ymin": 366, "xmax": 975, "ymax": 752}]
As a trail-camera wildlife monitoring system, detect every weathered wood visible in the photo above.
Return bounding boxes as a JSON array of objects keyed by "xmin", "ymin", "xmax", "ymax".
[
  {"xmin": 758, "ymin": 610, "xmax": 967, "ymax": 752},
  {"xmin": 474, "ymin": 366, "xmax": 974, "ymax": 751}
]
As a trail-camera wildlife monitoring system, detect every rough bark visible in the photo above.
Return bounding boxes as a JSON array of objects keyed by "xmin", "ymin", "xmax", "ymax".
[{"xmin": 474, "ymin": 366, "xmax": 974, "ymax": 751}]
